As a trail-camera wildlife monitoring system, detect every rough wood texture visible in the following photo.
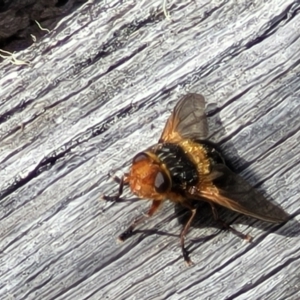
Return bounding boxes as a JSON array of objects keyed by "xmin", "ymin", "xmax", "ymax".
[{"xmin": 1, "ymin": 1, "xmax": 300, "ymax": 299}]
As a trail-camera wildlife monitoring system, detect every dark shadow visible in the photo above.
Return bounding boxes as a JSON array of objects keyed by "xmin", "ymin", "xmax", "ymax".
[
  {"xmin": 172, "ymin": 199, "xmax": 299, "ymax": 263},
  {"xmin": 174, "ymin": 200, "xmax": 295, "ymax": 238},
  {"xmin": 130, "ymin": 228, "xmax": 178, "ymax": 239},
  {"xmin": 123, "ymin": 197, "xmax": 297, "ymax": 265},
  {"xmin": 191, "ymin": 108, "xmax": 298, "ymax": 237}
]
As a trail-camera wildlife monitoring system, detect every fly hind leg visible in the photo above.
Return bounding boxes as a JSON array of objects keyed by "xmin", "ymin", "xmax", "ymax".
[{"xmin": 210, "ymin": 203, "xmax": 252, "ymax": 242}]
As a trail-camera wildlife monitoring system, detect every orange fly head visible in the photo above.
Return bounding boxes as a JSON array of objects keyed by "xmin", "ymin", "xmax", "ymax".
[{"xmin": 128, "ymin": 152, "xmax": 171, "ymax": 200}]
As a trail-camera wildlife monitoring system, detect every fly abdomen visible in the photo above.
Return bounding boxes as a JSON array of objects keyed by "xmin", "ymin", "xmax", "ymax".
[{"xmin": 197, "ymin": 140, "xmax": 225, "ymax": 166}]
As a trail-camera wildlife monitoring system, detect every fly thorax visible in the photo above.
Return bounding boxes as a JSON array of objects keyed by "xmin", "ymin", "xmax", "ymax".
[{"xmin": 150, "ymin": 143, "xmax": 199, "ymax": 191}]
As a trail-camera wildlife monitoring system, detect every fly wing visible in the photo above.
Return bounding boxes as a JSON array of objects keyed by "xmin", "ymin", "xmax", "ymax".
[
  {"xmin": 188, "ymin": 164, "xmax": 288, "ymax": 223},
  {"xmin": 159, "ymin": 94, "xmax": 208, "ymax": 143}
]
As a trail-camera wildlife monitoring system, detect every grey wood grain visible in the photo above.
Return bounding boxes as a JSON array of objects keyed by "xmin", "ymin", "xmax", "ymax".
[{"xmin": 0, "ymin": 0, "xmax": 299, "ymax": 299}]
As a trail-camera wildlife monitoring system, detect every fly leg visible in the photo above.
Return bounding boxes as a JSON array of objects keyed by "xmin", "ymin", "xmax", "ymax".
[
  {"xmin": 210, "ymin": 203, "xmax": 252, "ymax": 242},
  {"xmin": 180, "ymin": 203, "xmax": 197, "ymax": 266},
  {"xmin": 102, "ymin": 174, "xmax": 129, "ymax": 202},
  {"xmin": 118, "ymin": 200, "xmax": 162, "ymax": 242}
]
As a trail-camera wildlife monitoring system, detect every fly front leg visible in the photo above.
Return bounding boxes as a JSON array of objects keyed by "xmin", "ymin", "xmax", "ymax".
[
  {"xmin": 209, "ymin": 203, "xmax": 252, "ymax": 242},
  {"xmin": 102, "ymin": 174, "xmax": 129, "ymax": 202},
  {"xmin": 118, "ymin": 200, "xmax": 162, "ymax": 242}
]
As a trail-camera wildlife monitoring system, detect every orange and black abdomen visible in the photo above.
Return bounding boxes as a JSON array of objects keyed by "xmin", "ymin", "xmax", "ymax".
[
  {"xmin": 150, "ymin": 141, "xmax": 225, "ymax": 193},
  {"xmin": 199, "ymin": 141, "xmax": 225, "ymax": 166}
]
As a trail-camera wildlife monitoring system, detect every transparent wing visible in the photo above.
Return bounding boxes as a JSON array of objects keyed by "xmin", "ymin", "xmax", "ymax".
[
  {"xmin": 159, "ymin": 94, "xmax": 208, "ymax": 143},
  {"xmin": 188, "ymin": 164, "xmax": 288, "ymax": 223}
]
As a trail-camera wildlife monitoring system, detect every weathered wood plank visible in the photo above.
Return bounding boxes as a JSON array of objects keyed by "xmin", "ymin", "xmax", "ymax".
[{"xmin": 0, "ymin": 0, "xmax": 299, "ymax": 299}]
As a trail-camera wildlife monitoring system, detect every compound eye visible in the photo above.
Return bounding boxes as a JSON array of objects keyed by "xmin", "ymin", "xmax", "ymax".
[
  {"xmin": 154, "ymin": 171, "xmax": 170, "ymax": 193},
  {"xmin": 132, "ymin": 152, "xmax": 149, "ymax": 164}
]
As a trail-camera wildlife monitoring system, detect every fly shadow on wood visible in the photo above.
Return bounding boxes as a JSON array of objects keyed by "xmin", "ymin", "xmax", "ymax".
[{"xmin": 130, "ymin": 136, "xmax": 295, "ymax": 261}]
